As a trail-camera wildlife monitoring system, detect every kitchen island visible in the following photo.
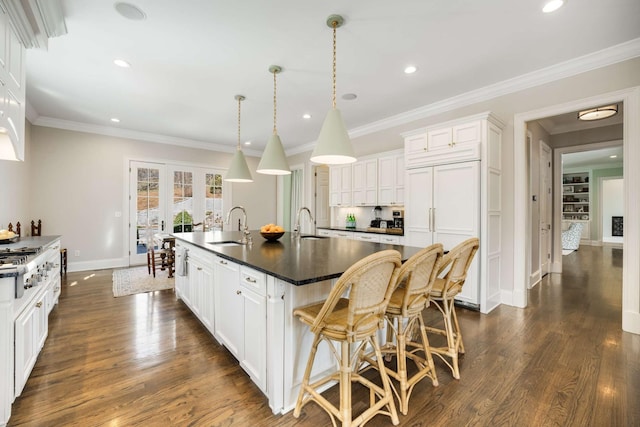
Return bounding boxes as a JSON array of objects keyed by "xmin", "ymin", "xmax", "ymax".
[{"xmin": 172, "ymin": 230, "xmax": 421, "ymax": 414}]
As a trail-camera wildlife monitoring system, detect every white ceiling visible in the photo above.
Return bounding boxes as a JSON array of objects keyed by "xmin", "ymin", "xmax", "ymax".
[
  {"xmin": 25, "ymin": 0, "xmax": 640, "ymax": 156},
  {"xmin": 562, "ymin": 146, "xmax": 623, "ymax": 169}
]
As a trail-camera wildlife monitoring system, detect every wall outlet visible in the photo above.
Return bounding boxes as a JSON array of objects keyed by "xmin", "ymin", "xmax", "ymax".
[{"xmin": 74, "ymin": 250, "xmax": 80, "ymax": 257}]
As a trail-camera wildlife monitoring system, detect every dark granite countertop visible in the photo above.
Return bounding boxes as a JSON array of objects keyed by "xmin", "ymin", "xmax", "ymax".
[{"xmin": 172, "ymin": 231, "xmax": 421, "ymax": 286}]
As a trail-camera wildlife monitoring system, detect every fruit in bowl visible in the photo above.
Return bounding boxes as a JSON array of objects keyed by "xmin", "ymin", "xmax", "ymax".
[{"xmin": 260, "ymin": 224, "xmax": 284, "ymax": 241}]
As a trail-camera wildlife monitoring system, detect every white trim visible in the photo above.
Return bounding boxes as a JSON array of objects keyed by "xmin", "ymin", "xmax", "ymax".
[
  {"xmin": 514, "ymin": 86, "xmax": 640, "ymax": 335},
  {"xmin": 29, "ymin": 39, "xmax": 640, "ymax": 160},
  {"xmin": 30, "ymin": 116, "xmax": 263, "ymax": 157},
  {"xmin": 68, "ymin": 257, "xmax": 129, "ymax": 273}
]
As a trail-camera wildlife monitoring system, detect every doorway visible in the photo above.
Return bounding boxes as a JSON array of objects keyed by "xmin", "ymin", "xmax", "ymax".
[
  {"xmin": 514, "ymin": 87, "xmax": 640, "ymax": 334},
  {"xmin": 128, "ymin": 160, "xmax": 229, "ymax": 265}
]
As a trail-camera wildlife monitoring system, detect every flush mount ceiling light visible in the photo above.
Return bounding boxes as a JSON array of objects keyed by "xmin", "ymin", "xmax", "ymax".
[
  {"xmin": 542, "ymin": 0, "xmax": 565, "ymax": 13},
  {"xmin": 224, "ymin": 95, "xmax": 253, "ymax": 183},
  {"xmin": 310, "ymin": 14, "xmax": 356, "ymax": 165},
  {"xmin": 257, "ymin": 65, "xmax": 291, "ymax": 175},
  {"xmin": 578, "ymin": 104, "xmax": 618, "ymax": 121},
  {"xmin": 303, "ymin": 113, "xmax": 312, "ymax": 119},
  {"xmin": 404, "ymin": 65, "xmax": 417, "ymax": 74}
]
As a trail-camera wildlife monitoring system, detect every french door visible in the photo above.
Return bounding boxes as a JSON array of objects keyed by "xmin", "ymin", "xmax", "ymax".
[{"xmin": 129, "ymin": 161, "xmax": 229, "ymax": 265}]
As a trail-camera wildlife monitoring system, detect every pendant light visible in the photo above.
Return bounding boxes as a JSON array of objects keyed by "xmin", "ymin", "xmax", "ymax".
[
  {"xmin": 310, "ymin": 14, "xmax": 356, "ymax": 165},
  {"xmin": 257, "ymin": 65, "xmax": 291, "ymax": 175},
  {"xmin": 224, "ymin": 95, "xmax": 253, "ymax": 182}
]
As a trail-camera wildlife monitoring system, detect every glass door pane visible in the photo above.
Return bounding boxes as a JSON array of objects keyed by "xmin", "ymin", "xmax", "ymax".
[
  {"xmin": 130, "ymin": 161, "xmax": 167, "ymax": 265},
  {"xmin": 171, "ymin": 169, "xmax": 194, "ymax": 233},
  {"xmin": 205, "ymin": 172, "xmax": 224, "ymax": 230}
]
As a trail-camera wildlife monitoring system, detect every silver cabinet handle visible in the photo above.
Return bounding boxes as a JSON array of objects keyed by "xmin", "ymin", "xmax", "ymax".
[
  {"xmin": 428, "ymin": 208, "xmax": 433, "ymax": 232},
  {"xmin": 219, "ymin": 260, "xmax": 227, "ymax": 265},
  {"xmin": 236, "ymin": 290, "xmax": 242, "ymax": 295},
  {"xmin": 432, "ymin": 208, "xmax": 436, "ymax": 230},
  {"xmin": 197, "ymin": 267, "xmax": 202, "ymax": 271},
  {"xmin": 245, "ymin": 277, "xmax": 257, "ymax": 283}
]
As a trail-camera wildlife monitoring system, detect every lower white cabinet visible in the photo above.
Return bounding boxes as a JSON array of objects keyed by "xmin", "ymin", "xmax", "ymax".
[
  {"xmin": 14, "ymin": 288, "xmax": 47, "ymax": 397},
  {"xmin": 352, "ymin": 233, "xmax": 380, "ymax": 243},
  {"xmin": 175, "ymin": 242, "xmax": 215, "ymax": 335},
  {"xmin": 214, "ymin": 257, "xmax": 267, "ymax": 392}
]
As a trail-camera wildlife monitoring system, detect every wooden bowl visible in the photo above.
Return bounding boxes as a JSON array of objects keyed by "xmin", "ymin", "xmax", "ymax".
[{"xmin": 260, "ymin": 231, "xmax": 284, "ymax": 241}]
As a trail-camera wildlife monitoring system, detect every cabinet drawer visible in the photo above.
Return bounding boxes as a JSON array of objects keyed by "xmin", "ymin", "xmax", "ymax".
[
  {"xmin": 240, "ymin": 265, "xmax": 266, "ymax": 296},
  {"xmin": 317, "ymin": 228, "xmax": 332, "ymax": 237},
  {"xmin": 380, "ymin": 235, "xmax": 401, "ymax": 244},
  {"xmin": 353, "ymin": 233, "xmax": 381, "ymax": 243}
]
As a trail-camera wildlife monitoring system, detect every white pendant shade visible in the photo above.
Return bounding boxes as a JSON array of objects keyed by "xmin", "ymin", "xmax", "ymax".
[
  {"xmin": 225, "ymin": 148, "xmax": 253, "ymax": 182},
  {"xmin": 310, "ymin": 108, "xmax": 356, "ymax": 165},
  {"xmin": 257, "ymin": 133, "xmax": 291, "ymax": 175}
]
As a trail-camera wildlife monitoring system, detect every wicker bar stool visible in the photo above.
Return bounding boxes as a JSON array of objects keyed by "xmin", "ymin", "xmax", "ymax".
[
  {"xmin": 363, "ymin": 243, "xmax": 443, "ymax": 415},
  {"xmin": 293, "ymin": 250, "xmax": 402, "ymax": 427},
  {"xmin": 426, "ymin": 237, "xmax": 479, "ymax": 379}
]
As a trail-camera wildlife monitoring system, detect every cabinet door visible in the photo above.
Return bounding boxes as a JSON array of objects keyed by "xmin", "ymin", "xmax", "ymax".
[
  {"xmin": 329, "ymin": 165, "xmax": 352, "ymax": 206},
  {"xmin": 433, "ymin": 161, "xmax": 480, "ymax": 304},
  {"xmin": 427, "ymin": 127, "xmax": 453, "ymax": 151},
  {"xmin": 394, "ymin": 155, "xmax": 405, "ymax": 205},
  {"xmin": 353, "ymin": 233, "xmax": 381, "ymax": 243},
  {"xmin": 214, "ymin": 258, "xmax": 242, "ymax": 359},
  {"xmin": 405, "ymin": 167, "xmax": 434, "ymax": 247},
  {"xmin": 14, "ymin": 295, "xmax": 46, "ymax": 398},
  {"xmin": 191, "ymin": 255, "xmax": 214, "ymax": 333},
  {"xmin": 452, "ymin": 121, "xmax": 481, "ymax": 146},
  {"xmin": 241, "ymin": 288, "xmax": 267, "ymax": 392},
  {"xmin": 378, "ymin": 154, "xmax": 404, "ymax": 206}
]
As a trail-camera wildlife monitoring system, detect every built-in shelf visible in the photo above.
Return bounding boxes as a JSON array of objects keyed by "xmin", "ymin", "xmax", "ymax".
[{"xmin": 562, "ymin": 171, "xmax": 590, "ymax": 221}]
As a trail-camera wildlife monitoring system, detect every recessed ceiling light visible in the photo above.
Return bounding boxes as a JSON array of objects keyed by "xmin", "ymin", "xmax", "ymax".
[
  {"xmin": 610, "ymin": 155, "xmax": 617, "ymax": 159},
  {"xmin": 244, "ymin": 141, "xmax": 251, "ymax": 146},
  {"xmin": 303, "ymin": 113, "xmax": 312, "ymax": 119},
  {"xmin": 110, "ymin": 118, "xmax": 120, "ymax": 123},
  {"xmin": 404, "ymin": 65, "xmax": 417, "ymax": 74},
  {"xmin": 114, "ymin": 2, "xmax": 147, "ymax": 20},
  {"xmin": 113, "ymin": 59, "xmax": 131, "ymax": 68},
  {"xmin": 342, "ymin": 93, "xmax": 357, "ymax": 101},
  {"xmin": 542, "ymin": 0, "xmax": 565, "ymax": 13}
]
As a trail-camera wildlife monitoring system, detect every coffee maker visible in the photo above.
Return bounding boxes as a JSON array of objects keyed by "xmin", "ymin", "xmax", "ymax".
[{"xmin": 392, "ymin": 210, "xmax": 404, "ymax": 229}]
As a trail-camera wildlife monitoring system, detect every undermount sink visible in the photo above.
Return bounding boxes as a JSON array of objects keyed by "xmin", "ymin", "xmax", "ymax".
[{"xmin": 208, "ymin": 240, "xmax": 244, "ymax": 246}]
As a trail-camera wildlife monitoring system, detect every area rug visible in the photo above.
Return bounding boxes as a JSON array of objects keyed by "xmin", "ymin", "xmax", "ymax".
[
  {"xmin": 112, "ymin": 266, "xmax": 174, "ymax": 297},
  {"xmin": 562, "ymin": 249, "xmax": 575, "ymax": 256}
]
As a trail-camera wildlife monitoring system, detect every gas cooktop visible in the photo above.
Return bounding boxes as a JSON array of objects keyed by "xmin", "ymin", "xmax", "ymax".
[{"xmin": 0, "ymin": 247, "xmax": 40, "ymax": 269}]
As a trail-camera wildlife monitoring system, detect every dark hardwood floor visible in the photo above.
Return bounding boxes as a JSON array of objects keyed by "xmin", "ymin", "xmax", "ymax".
[{"xmin": 8, "ymin": 246, "xmax": 639, "ymax": 426}]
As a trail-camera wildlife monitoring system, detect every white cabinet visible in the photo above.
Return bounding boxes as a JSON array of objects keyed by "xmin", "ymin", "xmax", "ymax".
[
  {"xmin": 352, "ymin": 159, "xmax": 377, "ymax": 206},
  {"xmin": 330, "ymin": 230, "xmax": 354, "ymax": 239},
  {"xmin": 175, "ymin": 242, "xmax": 215, "ymax": 335},
  {"xmin": 378, "ymin": 154, "xmax": 404, "ymax": 206},
  {"xmin": 352, "ymin": 233, "xmax": 381, "ymax": 243},
  {"xmin": 0, "ymin": 8, "xmax": 26, "ymax": 161},
  {"xmin": 214, "ymin": 257, "xmax": 267, "ymax": 392},
  {"xmin": 405, "ymin": 120, "xmax": 482, "ymax": 169},
  {"xmin": 14, "ymin": 289, "xmax": 47, "ymax": 397},
  {"xmin": 380, "ymin": 235, "xmax": 402, "ymax": 245},
  {"xmin": 214, "ymin": 257, "xmax": 242, "ymax": 358},
  {"xmin": 316, "ymin": 228, "xmax": 332, "ymax": 237},
  {"xmin": 404, "ymin": 113, "xmax": 503, "ymax": 313},
  {"xmin": 329, "ymin": 165, "xmax": 352, "ymax": 207}
]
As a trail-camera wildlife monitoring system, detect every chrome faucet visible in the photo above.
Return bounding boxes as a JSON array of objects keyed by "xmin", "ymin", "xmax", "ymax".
[
  {"xmin": 226, "ymin": 206, "xmax": 251, "ymax": 244},
  {"xmin": 294, "ymin": 207, "xmax": 314, "ymax": 238}
]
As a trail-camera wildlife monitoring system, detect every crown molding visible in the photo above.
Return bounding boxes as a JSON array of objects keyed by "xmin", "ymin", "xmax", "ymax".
[
  {"xmin": 31, "ymin": 116, "xmax": 262, "ymax": 157},
  {"xmin": 27, "ymin": 38, "xmax": 640, "ymax": 158},
  {"xmin": 347, "ymin": 37, "xmax": 640, "ymax": 140},
  {"xmin": 0, "ymin": 0, "xmax": 66, "ymax": 49}
]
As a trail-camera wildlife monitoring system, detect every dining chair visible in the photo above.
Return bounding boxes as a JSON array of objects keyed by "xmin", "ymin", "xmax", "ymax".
[
  {"xmin": 145, "ymin": 228, "xmax": 173, "ymax": 277},
  {"xmin": 293, "ymin": 250, "xmax": 402, "ymax": 427},
  {"xmin": 426, "ymin": 237, "xmax": 479, "ymax": 379},
  {"xmin": 31, "ymin": 219, "xmax": 42, "ymax": 236},
  {"xmin": 363, "ymin": 243, "xmax": 443, "ymax": 415}
]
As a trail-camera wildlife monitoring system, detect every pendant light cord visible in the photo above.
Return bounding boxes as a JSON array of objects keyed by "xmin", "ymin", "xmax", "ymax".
[
  {"xmin": 332, "ymin": 20, "xmax": 337, "ymax": 109},
  {"xmin": 237, "ymin": 97, "xmax": 242, "ymax": 151},
  {"xmin": 273, "ymin": 70, "xmax": 277, "ymax": 134}
]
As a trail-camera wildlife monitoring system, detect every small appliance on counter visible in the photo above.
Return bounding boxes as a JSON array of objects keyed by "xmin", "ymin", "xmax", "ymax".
[
  {"xmin": 392, "ymin": 209, "xmax": 404, "ymax": 230},
  {"xmin": 370, "ymin": 206, "xmax": 382, "ymax": 228}
]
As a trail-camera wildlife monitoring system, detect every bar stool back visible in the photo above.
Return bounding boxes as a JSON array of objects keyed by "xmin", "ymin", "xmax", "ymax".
[{"xmin": 293, "ymin": 249, "xmax": 402, "ymax": 427}]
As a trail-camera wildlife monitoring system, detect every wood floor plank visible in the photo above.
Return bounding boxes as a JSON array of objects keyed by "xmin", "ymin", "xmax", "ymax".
[{"xmin": 7, "ymin": 246, "xmax": 640, "ymax": 426}]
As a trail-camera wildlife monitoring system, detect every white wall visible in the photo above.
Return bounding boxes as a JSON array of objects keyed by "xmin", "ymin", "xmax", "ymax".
[
  {"xmin": 27, "ymin": 126, "xmax": 276, "ymax": 270},
  {"xmin": 602, "ymin": 177, "xmax": 624, "ymax": 244},
  {"xmin": 0, "ymin": 122, "xmax": 32, "ymax": 231}
]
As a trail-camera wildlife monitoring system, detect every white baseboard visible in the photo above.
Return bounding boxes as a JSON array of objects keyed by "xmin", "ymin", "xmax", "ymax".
[
  {"xmin": 68, "ymin": 257, "xmax": 129, "ymax": 273},
  {"xmin": 501, "ymin": 289, "xmax": 527, "ymax": 308}
]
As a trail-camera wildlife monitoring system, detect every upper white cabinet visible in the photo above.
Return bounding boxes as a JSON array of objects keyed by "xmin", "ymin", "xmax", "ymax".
[
  {"xmin": 0, "ymin": 7, "xmax": 26, "ymax": 161},
  {"xmin": 352, "ymin": 159, "xmax": 378, "ymax": 206},
  {"xmin": 405, "ymin": 120, "xmax": 482, "ymax": 169},
  {"xmin": 329, "ymin": 164, "xmax": 352, "ymax": 207},
  {"xmin": 403, "ymin": 112, "xmax": 504, "ymax": 313},
  {"xmin": 378, "ymin": 154, "xmax": 404, "ymax": 206}
]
